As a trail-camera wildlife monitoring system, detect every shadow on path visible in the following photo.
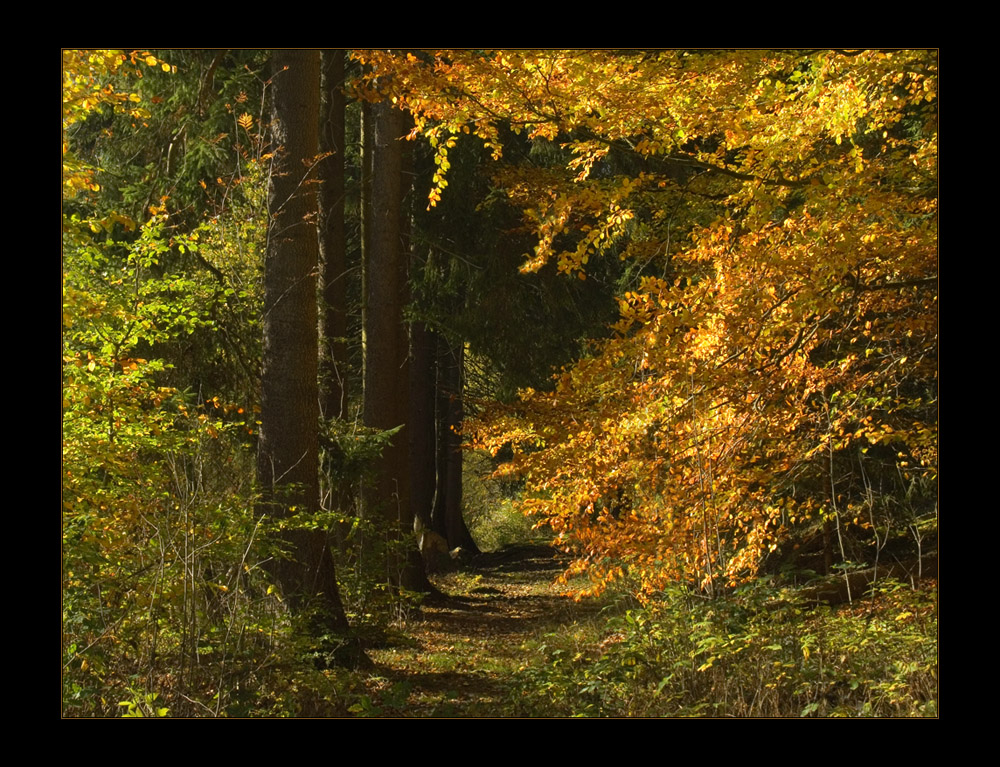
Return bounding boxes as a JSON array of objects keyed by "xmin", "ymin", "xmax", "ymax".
[{"xmin": 367, "ymin": 543, "xmax": 599, "ymax": 717}]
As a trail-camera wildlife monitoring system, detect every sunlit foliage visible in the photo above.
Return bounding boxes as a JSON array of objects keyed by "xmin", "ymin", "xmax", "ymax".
[{"xmin": 357, "ymin": 49, "xmax": 938, "ymax": 596}]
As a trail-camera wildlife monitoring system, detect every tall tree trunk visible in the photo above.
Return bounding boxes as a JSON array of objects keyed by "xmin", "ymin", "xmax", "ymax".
[
  {"xmin": 359, "ymin": 99, "xmax": 373, "ymax": 387},
  {"xmin": 318, "ymin": 49, "xmax": 348, "ymax": 422},
  {"xmin": 398, "ymin": 125, "xmax": 439, "ymax": 591},
  {"xmin": 317, "ymin": 50, "xmax": 355, "ymax": 556},
  {"xmin": 408, "ymin": 137, "xmax": 438, "ymax": 540},
  {"xmin": 363, "ymin": 98, "xmax": 434, "ymax": 593},
  {"xmin": 258, "ymin": 50, "xmax": 354, "ymax": 648}
]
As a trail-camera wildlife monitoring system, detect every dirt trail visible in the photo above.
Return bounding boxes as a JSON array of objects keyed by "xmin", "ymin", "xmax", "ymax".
[{"xmin": 366, "ymin": 544, "xmax": 596, "ymax": 717}]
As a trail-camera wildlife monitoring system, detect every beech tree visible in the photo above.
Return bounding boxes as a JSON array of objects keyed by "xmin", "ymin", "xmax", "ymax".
[
  {"xmin": 63, "ymin": 49, "xmax": 937, "ymax": 717},
  {"xmin": 355, "ymin": 49, "xmax": 938, "ymax": 597}
]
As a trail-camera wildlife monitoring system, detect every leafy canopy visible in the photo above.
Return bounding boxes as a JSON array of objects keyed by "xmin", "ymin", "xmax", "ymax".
[{"xmin": 355, "ymin": 49, "xmax": 938, "ymax": 596}]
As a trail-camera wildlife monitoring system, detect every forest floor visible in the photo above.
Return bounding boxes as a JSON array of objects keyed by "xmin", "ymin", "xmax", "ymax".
[
  {"xmin": 351, "ymin": 538, "xmax": 937, "ymax": 718},
  {"xmin": 364, "ymin": 544, "xmax": 599, "ymax": 717}
]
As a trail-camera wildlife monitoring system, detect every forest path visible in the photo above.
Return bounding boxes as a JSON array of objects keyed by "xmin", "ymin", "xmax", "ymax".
[{"xmin": 365, "ymin": 544, "xmax": 598, "ymax": 717}]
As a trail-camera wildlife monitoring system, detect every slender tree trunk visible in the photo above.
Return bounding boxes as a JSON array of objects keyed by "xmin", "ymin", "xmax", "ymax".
[
  {"xmin": 360, "ymin": 99, "xmax": 373, "ymax": 385},
  {"xmin": 434, "ymin": 334, "xmax": 480, "ymax": 553},
  {"xmin": 410, "ymin": 320, "xmax": 437, "ymax": 535},
  {"xmin": 318, "ymin": 49, "xmax": 348, "ymax": 422},
  {"xmin": 258, "ymin": 50, "xmax": 353, "ymax": 645},
  {"xmin": 316, "ymin": 50, "xmax": 356, "ymax": 557},
  {"xmin": 398, "ymin": 127, "xmax": 440, "ymax": 591},
  {"xmin": 431, "ymin": 332, "xmax": 450, "ymax": 540},
  {"xmin": 407, "ymin": 145, "xmax": 443, "ymax": 566}
]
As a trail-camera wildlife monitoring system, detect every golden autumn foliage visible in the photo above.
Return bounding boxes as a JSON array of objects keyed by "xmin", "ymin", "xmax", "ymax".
[
  {"xmin": 356, "ymin": 50, "xmax": 937, "ymax": 597},
  {"xmin": 62, "ymin": 50, "xmax": 174, "ymax": 198}
]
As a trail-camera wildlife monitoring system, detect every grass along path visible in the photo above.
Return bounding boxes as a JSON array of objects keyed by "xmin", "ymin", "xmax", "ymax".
[
  {"xmin": 354, "ymin": 541, "xmax": 937, "ymax": 718},
  {"xmin": 362, "ymin": 544, "xmax": 599, "ymax": 717}
]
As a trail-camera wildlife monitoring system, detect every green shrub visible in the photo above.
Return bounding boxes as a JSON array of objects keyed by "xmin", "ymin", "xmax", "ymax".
[
  {"xmin": 512, "ymin": 578, "xmax": 937, "ymax": 717},
  {"xmin": 463, "ymin": 451, "xmax": 551, "ymax": 551}
]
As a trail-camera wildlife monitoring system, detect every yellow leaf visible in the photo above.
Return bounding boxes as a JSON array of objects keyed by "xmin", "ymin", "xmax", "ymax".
[{"xmin": 145, "ymin": 55, "xmax": 157, "ymax": 67}]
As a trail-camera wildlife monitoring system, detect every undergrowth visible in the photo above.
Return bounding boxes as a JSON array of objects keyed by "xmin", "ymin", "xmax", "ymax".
[
  {"xmin": 464, "ymin": 450, "xmax": 550, "ymax": 551},
  {"xmin": 510, "ymin": 578, "xmax": 937, "ymax": 717}
]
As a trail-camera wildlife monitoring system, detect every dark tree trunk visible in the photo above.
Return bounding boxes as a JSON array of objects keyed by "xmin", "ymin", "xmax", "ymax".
[
  {"xmin": 257, "ymin": 50, "xmax": 354, "ymax": 648},
  {"xmin": 363, "ymin": 99, "xmax": 434, "ymax": 593},
  {"xmin": 397, "ymin": 120, "xmax": 435, "ymax": 591},
  {"xmin": 318, "ymin": 49, "xmax": 348, "ymax": 422},
  {"xmin": 407, "ymin": 142, "xmax": 438, "ymax": 542},
  {"xmin": 410, "ymin": 321, "xmax": 437, "ymax": 535},
  {"xmin": 434, "ymin": 334, "xmax": 480, "ymax": 553},
  {"xmin": 317, "ymin": 50, "xmax": 359, "ymax": 559},
  {"xmin": 360, "ymin": 99, "xmax": 373, "ymax": 380},
  {"xmin": 431, "ymin": 332, "xmax": 450, "ymax": 540}
]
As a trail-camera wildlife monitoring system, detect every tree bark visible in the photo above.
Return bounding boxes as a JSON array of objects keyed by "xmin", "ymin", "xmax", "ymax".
[
  {"xmin": 410, "ymin": 321, "xmax": 437, "ymax": 535},
  {"xmin": 258, "ymin": 49, "xmax": 353, "ymax": 648},
  {"xmin": 318, "ymin": 49, "xmax": 348, "ymax": 422},
  {"xmin": 363, "ymin": 99, "xmax": 435, "ymax": 593},
  {"xmin": 360, "ymin": 99, "xmax": 373, "ymax": 395},
  {"xmin": 316, "ymin": 50, "xmax": 357, "ymax": 558},
  {"xmin": 434, "ymin": 335, "xmax": 480, "ymax": 553}
]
